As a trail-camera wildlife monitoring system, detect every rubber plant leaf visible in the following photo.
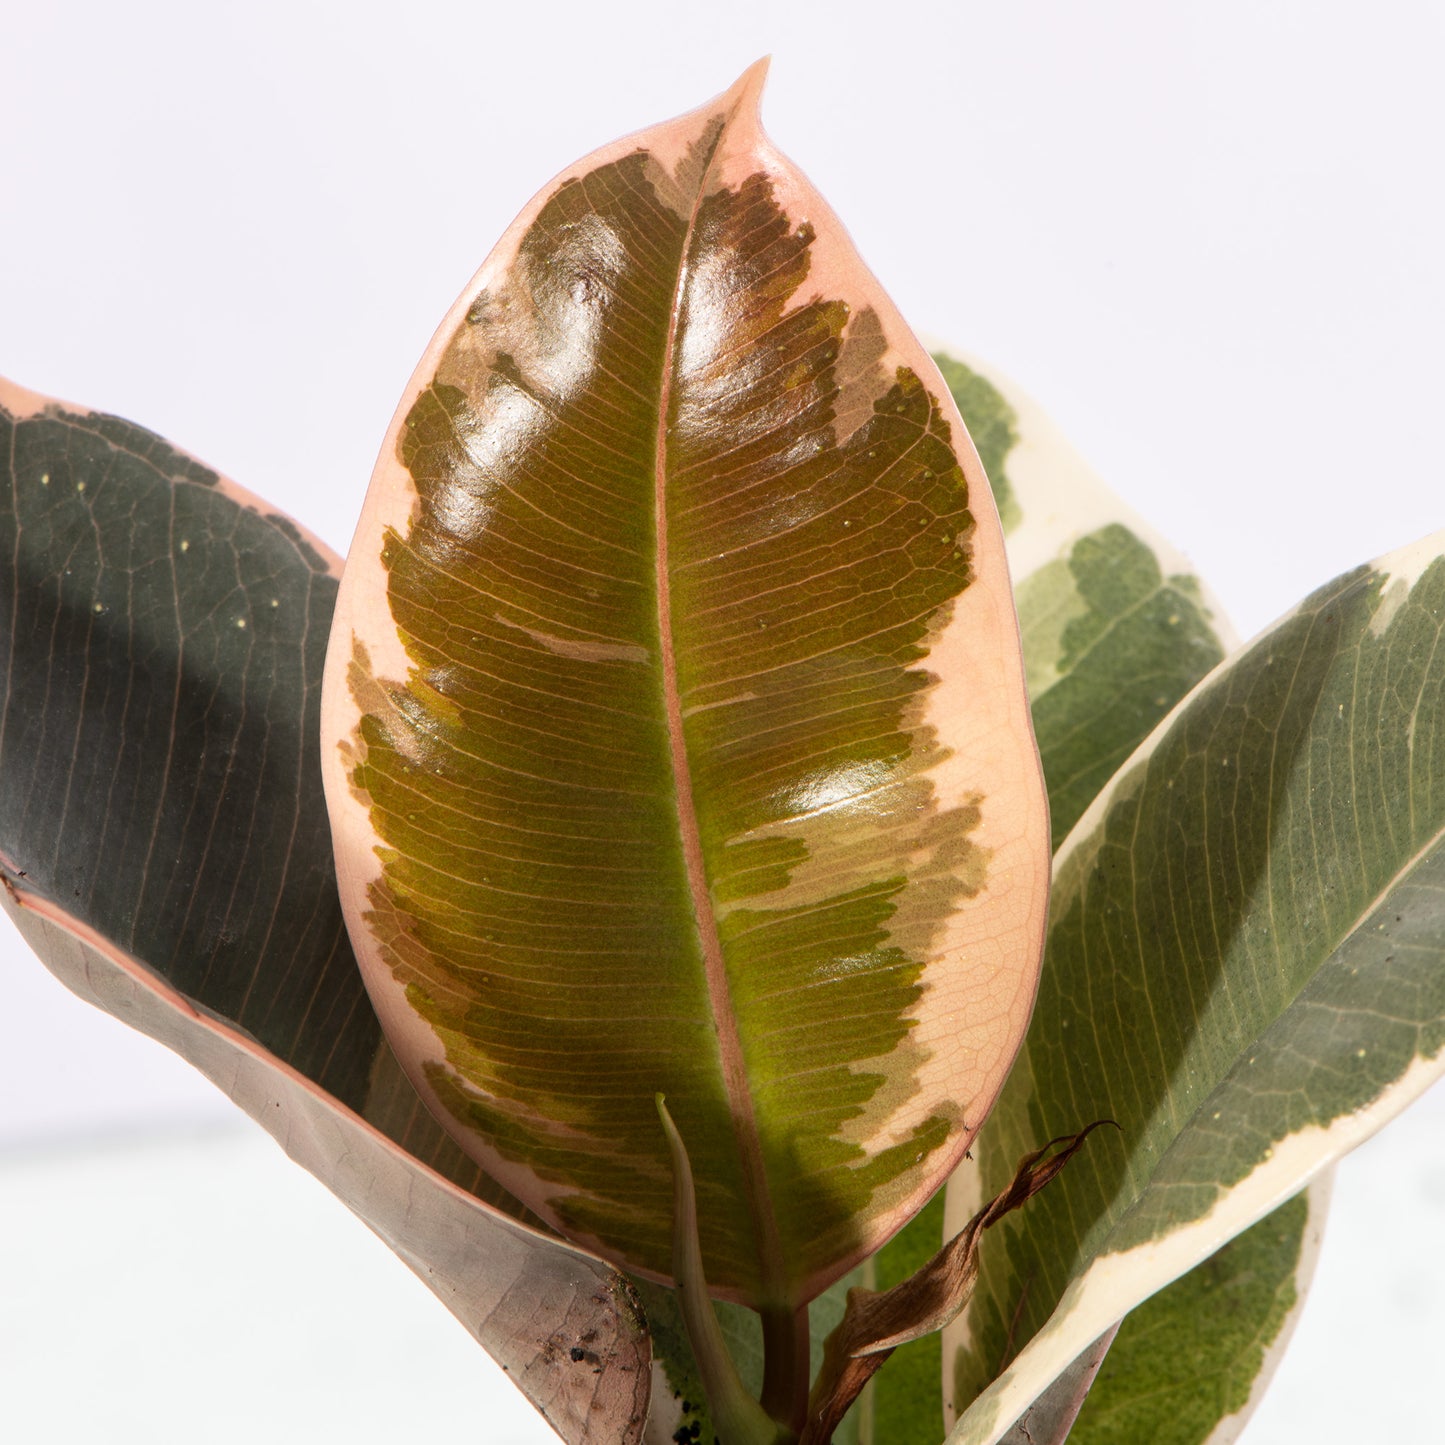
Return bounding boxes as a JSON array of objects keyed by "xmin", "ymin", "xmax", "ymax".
[
  {"xmin": 0, "ymin": 380, "xmax": 650, "ymax": 1445},
  {"xmin": 944, "ymin": 531, "xmax": 1445, "ymax": 1444},
  {"xmin": 322, "ymin": 59, "xmax": 1049, "ymax": 1334}
]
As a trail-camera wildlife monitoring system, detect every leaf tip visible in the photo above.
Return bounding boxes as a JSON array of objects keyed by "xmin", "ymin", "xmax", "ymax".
[{"xmin": 725, "ymin": 56, "xmax": 771, "ymax": 122}]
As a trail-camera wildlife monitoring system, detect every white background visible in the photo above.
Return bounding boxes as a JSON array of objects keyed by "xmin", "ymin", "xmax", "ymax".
[{"xmin": 2, "ymin": 2, "xmax": 1442, "ymax": 1441}]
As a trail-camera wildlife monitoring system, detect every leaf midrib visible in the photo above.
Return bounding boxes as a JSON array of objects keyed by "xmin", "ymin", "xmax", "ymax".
[{"xmin": 651, "ymin": 118, "xmax": 788, "ymax": 1309}]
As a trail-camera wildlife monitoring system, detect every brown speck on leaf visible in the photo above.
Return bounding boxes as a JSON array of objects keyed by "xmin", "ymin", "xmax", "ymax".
[{"xmin": 465, "ymin": 290, "xmax": 495, "ymax": 326}]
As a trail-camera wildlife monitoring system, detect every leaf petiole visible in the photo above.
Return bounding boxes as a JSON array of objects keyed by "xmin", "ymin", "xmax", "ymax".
[{"xmin": 657, "ymin": 1095, "xmax": 796, "ymax": 1445}]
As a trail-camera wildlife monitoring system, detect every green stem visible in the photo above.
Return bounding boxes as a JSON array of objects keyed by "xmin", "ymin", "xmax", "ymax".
[{"xmin": 658, "ymin": 1095, "xmax": 794, "ymax": 1445}]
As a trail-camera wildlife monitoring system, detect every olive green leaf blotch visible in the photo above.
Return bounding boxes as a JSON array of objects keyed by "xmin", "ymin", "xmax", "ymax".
[
  {"xmin": 323, "ymin": 67, "xmax": 1048, "ymax": 1324},
  {"xmin": 0, "ymin": 381, "xmax": 650, "ymax": 1445}
]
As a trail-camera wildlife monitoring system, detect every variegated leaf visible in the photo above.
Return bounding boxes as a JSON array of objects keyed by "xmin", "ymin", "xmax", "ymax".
[
  {"xmin": 321, "ymin": 62, "xmax": 1048, "ymax": 1345},
  {"xmin": 945, "ymin": 534, "xmax": 1445, "ymax": 1444}
]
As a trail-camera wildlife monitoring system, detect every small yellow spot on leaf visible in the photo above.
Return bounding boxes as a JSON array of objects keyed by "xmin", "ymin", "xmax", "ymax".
[
  {"xmin": 76, "ymin": 481, "xmax": 86, "ymax": 493},
  {"xmin": 236, "ymin": 618, "xmax": 247, "ymax": 629},
  {"xmin": 179, "ymin": 539, "xmax": 190, "ymax": 552},
  {"xmin": 40, "ymin": 473, "xmax": 49, "ymax": 486}
]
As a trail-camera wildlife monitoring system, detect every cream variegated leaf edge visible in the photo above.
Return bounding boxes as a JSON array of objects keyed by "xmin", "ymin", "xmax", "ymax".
[
  {"xmin": 932, "ymin": 349, "xmax": 1239, "ymax": 855},
  {"xmin": 1066, "ymin": 1174, "xmax": 1330, "ymax": 1445},
  {"xmin": 1201, "ymin": 1175, "xmax": 1330, "ymax": 1445},
  {"xmin": 931, "ymin": 349, "xmax": 1237, "ymax": 674},
  {"xmin": 941, "ymin": 531, "xmax": 1445, "ymax": 1445}
]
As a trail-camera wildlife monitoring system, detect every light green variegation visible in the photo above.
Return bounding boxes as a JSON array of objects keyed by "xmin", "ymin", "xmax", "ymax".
[
  {"xmin": 322, "ymin": 71, "xmax": 1049, "ymax": 1401},
  {"xmin": 944, "ymin": 535, "xmax": 1445, "ymax": 1445}
]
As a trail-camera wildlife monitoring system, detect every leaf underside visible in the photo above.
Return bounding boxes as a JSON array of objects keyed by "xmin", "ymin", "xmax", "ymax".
[
  {"xmin": 330, "ymin": 70, "xmax": 1045, "ymax": 1310},
  {"xmin": 0, "ymin": 386, "xmax": 650, "ymax": 1445}
]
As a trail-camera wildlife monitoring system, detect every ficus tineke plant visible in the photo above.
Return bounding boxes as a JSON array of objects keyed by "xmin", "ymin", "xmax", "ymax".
[{"xmin": 2, "ymin": 61, "xmax": 1442, "ymax": 1445}]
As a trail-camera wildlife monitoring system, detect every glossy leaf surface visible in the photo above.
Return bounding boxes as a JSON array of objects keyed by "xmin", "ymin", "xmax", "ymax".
[
  {"xmin": 945, "ymin": 533, "xmax": 1445, "ymax": 1444},
  {"xmin": 324, "ymin": 69, "xmax": 1048, "ymax": 1311},
  {"xmin": 0, "ymin": 381, "xmax": 649, "ymax": 1445}
]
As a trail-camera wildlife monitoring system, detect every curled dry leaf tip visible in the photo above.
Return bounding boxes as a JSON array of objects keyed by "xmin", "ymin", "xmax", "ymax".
[{"xmin": 800, "ymin": 1124, "xmax": 1113, "ymax": 1445}]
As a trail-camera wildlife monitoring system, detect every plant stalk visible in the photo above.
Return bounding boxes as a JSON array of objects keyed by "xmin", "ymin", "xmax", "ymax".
[
  {"xmin": 760, "ymin": 1302, "xmax": 810, "ymax": 1434},
  {"xmin": 658, "ymin": 1096, "xmax": 794, "ymax": 1445}
]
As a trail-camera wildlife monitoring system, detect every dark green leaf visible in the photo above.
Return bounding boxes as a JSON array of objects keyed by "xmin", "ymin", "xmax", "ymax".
[
  {"xmin": 0, "ymin": 379, "xmax": 650, "ymax": 1445},
  {"xmin": 1068, "ymin": 1182, "xmax": 1325, "ymax": 1445}
]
